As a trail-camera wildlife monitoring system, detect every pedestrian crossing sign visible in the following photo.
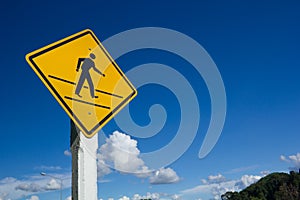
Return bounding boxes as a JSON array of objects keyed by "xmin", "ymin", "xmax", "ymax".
[{"xmin": 25, "ymin": 29, "xmax": 137, "ymax": 138}]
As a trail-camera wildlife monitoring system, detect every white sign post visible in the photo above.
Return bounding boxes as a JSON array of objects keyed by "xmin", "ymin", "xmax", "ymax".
[{"xmin": 71, "ymin": 121, "xmax": 98, "ymax": 200}]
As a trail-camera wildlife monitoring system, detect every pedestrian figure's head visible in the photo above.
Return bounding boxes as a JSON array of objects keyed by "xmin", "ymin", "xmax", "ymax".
[{"xmin": 90, "ymin": 53, "xmax": 96, "ymax": 59}]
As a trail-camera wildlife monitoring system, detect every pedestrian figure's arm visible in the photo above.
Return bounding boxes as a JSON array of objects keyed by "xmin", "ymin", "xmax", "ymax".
[
  {"xmin": 76, "ymin": 58, "xmax": 85, "ymax": 72},
  {"xmin": 93, "ymin": 66, "xmax": 105, "ymax": 77}
]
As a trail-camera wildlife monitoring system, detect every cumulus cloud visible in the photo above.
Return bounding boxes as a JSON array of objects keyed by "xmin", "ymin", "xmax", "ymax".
[
  {"xmin": 131, "ymin": 192, "xmax": 180, "ymax": 200},
  {"xmin": 0, "ymin": 177, "xmax": 20, "ymax": 199},
  {"xmin": 150, "ymin": 168, "xmax": 180, "ymax": 184},
  {"xmin": 97, "ymin": 131, "xmax": 150, "ymax": 176},
  {"xmin": 27, "ymin": 195, "xmax": 39, "ymax": 200},
  {"xmin": 181, "ymin": 173, "xmax": 262, "ymax": 200},
  {"xmin": 64, "ymin": 150, "xmax": 72, "ymax": 157},
  {"xmin": 44, "ymin": 179, "xmax": 60, "ymax": 190},
  {"xmin": 97, "ymin": 158, "xmax": 112, "ymax": 178},
  {"xmin": 132, "ymin": 194, "xmax": 142, "ymax": 200},
  {"xmin": 15, "ymin": 183, "xmax": 42, "ymax": 192},
  {"xmin": 171, "ymin": 194, "xmax": 181, "ymax": 200},
  {"xmin": 0, "ymin": 177, "xmax": 16, "ymax": 184},
  {"xmin": 201, "ymin": 174, "xmax": 226, "ymax": 184},
  {"xmin": 0, "ymin": 173, "xmax": 71, "ymax": 200},
  {"xmin": 234, "ymin": 175, "xmax": 261, "ymax": 190},
  {"xmin": 280, "ymin": 155, "xmax": 287, "ymax": 161},
  {"xmin": 101, "ymin": 192, "xmax": 179, "ymax": 200},
  {"xmin": 0, "ymin": 193, "xmax": 9, "ymax": 200},
  {"xmin": 280, "ymin": 153, "xmax": 300, "ymax": 171},
  {"xmin": 65, "ymin": 196, "xmax": 72, "ymax": 200},
  {"xmin": 260, "ymin": 171, "xmax": 270, "ymax": 176},
  {"xmin": 181, "ymin": 180, "xmax": 237, "ymax": 200},
  {"xmin": 132, "ymin": 192, "xmax": 160, "ymax": 200},
  {"xmin": 97, "ymin": 131, "xmax": 180, "ymax": 184},
  {"xmin": 119, "ymin": 196, "xmax": 130, "ymax": 200}
]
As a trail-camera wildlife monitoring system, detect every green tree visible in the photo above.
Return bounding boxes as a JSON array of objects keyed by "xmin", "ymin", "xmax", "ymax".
[{"xmin": 221, "ymin": 172, "xmax": 300, "ymax": 200}]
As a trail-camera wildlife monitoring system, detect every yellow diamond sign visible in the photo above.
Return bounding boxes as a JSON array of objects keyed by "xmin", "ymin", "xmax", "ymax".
[{"xmin": 26, "ymin": 29, "xmax": 137, "ymax": 138}]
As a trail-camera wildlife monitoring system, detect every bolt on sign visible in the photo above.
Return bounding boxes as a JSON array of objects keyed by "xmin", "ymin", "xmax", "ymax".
[{"xmin": 26, "ymin": 29, "xmax": 137, "ymax": 138}]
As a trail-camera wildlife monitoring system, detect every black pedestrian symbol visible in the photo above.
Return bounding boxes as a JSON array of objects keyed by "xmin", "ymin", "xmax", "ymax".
[{"xmin": 75, "ymin": 53, "xmax": 105, "ymax": 98}]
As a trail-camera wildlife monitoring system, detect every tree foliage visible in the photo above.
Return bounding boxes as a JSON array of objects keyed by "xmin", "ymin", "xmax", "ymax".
[{"xmin": 221, "ymin": 171, "xmax": 300, "ymax": 200}]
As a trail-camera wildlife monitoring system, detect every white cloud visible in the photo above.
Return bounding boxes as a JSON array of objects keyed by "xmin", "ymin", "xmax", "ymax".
[
  {"xmin": 44, "ymin": 179, "xmax": 60, "ymax": 190},
  {"xmin": 280, "ymin": 155, "xmax": 287, "ymax": 161},
  {"xmin": 110, "ymin": 192, "xmax": 181, "ymax": 200},
  {"xmin": 234, "ymin": 175, "xmax": 261, "ymax": 189},
  {"xmin": 108, "ymin": 198, "xmax": 114, "ymax": 200},
  {"xmin": 118, "ymin": 196, "xmax": 130, "ymax": 200},
  {"xmin": 0, "ymin": 178, "xmax": 16, "ymax": 184},
  {"xmin": 15, "ymin": 183, "xmax": 42, "ymax": 192},
  {"xmin": 0, "ymin": 173, "xmax": 70, "ymax": 200},
  {"xmin": 27, "ymin": 195, "xmax": 39, "ymax": 200},
  {"xmin": 132, "ymin": 192, "xmax": 160, "ymax": 200},
  {"xmin": 260, "ymin": 171, "xmax": 270, "ymax": 176},
  {"xmin": 64, "ymin": 150, "xmax": 72, "ymax": 157},
  {"xmin": 0, "ymin": 177, "xmax": 21, "ymax": 200},
  {"xmin": 280, "ymin": 153, "xmax": 300, "ymax": 171},
  {"xmin": 97, "ymin": 157, "xmax": 111, "ymax": 178},
  {"xmin": 65, "ymin": 196, "xmax": 72, "ymax": 200},
  {"xmin": 97, "ymin": 131, "xmax": 150, "ymax": 176},
  {"xmin": 181, "ymin": 180, "xmax": 237, "ymax": 198},
  {"xmin": 97, "ymin": 131, "xmax": 180, "ymax": 184},
  {"xmin": 0, "ymin": 192, "xmax": 9, "ymax": 200},
  {"xmin": 181, "ymin": 173, "xmax": 262, "ymax": 200},
  {"xmin": 171, "ymin": 194, "xmax": 181, "ymax": 200},
  {"xmin": 150, "ymin": 168, "xmax": 180, "ymax": 184},
  {"xmin": 201, "ymin": 174, "xmax": 226, "ymax": 184},
  {"xmin": 132, "ymin": 194, "xmax": 141, "ymax": 200}
]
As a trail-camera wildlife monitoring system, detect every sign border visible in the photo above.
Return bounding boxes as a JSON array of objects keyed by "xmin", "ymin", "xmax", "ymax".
[{"xmin": 26, "ymin": 29, "xmax": 137, "ymax": 138}]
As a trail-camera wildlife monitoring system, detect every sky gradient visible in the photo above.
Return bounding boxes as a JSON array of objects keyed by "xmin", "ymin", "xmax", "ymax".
[{"xmin": 0, "ymin": 1, "xmax": 300, "ymax": 200}]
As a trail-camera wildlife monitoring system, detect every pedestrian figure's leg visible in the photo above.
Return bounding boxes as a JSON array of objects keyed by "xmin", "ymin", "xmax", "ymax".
[
  {"xmin": 86, "ymin": 73, "xmax": 97, "ymax": 98},
  {"xmin": 75, "ymin": 72, "xmax": 86, "ymax": 97}
]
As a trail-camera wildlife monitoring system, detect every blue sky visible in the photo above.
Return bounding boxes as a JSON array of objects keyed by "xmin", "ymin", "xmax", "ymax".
[{"xmin": 0, "ymin": 0, "xmax": 300, "ymax": 200}]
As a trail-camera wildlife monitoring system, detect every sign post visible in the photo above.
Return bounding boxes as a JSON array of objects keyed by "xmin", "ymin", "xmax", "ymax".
[
  {"xmin": 26, "ymin": 29, "xmax": 137, "ymax": 199},
  {"xmin": 71, "ymin": 120, "xmax": 98, "ymax": 200}
]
